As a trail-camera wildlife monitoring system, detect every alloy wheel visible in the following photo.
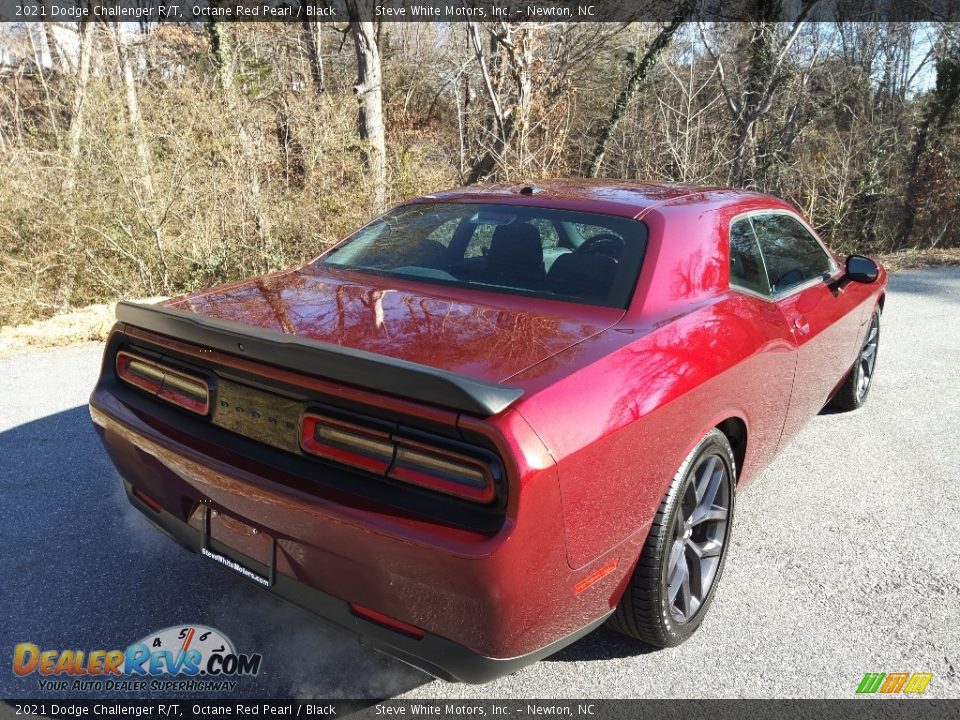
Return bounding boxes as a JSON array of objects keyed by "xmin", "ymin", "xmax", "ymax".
[
  {"xmin": 857, "ymin": 315, "xmax": 880, "ymax": 401},
  {"xmin": 666, "ymin": 453, "xmax": 731, "ymax": 623}
]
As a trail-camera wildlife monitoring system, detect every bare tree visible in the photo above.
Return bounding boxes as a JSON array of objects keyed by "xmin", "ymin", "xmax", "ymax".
[
  {"xmin": 110, "ymin": 22, "xmax": 154, "ymax": 197},
  {"xmin": 302, "ymin": 3, "xmax": 326, "ymax": 92},
  {"xmin": 588, "ymin": 16, "xmax": 688, "ymax": 177},
  {"xmin": 64, "ymin": 23, "xmax": 95, "ymax": 193},
  {"xmin": 699, "ymin": 0, "xmax": 819, "ymax": 187},
  {"xmin": 648, "ymin": 30, "xmax": 727, "ymax": 183},
  {"xmin": 204, "ymin": 18, "xmax": 275, "ymax": 254},
  {"xmin": 41, "ymin": 20, "xmax": 67, "ymax": 74},
  {"xmin": 24, "ymin": 24, "xmax": 60, "ymax": 143},
  {"xmin": 4, "ymin": 17, "xmax": 960, "ymax": 328},
  {"xmin": 207, "ymin": 11, "xmax": 236, "ymax": 93},
  {"xmin": 465, "ymin": 21, "xmax": 623, "ymax": 184},
  {"xmin": 898, "ymin": 29, "xmax": 960, "ymax": 248},
  {"xmin": 346, "ymin": 0, "xmax": 387, "ymax": 210},
  {"xmin": 464, "ymin": 20, "xmax": 524, "ymax": 185}
]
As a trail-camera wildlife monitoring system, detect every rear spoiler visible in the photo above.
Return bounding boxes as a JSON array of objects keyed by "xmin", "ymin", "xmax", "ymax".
[{"xmin": 115, "ymin": 302, "xmax": 524, "ymax": 417}]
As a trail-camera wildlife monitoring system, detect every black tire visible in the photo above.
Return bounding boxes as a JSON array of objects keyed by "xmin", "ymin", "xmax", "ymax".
[
  {"xmin": 608, "ymin": 429, "xmax": 736, "ymax": 647},
  {"xmin": 830, "ymin": 308, "xmax": 881, "ymax": 412}
]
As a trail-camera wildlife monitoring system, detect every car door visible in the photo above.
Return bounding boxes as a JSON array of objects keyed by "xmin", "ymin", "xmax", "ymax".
[
  {"xmin": 749, "ymin": 212, "xmax": 863, "ymax": 444},
  {"xmin": 727, "ymin": 217, "xmax": 798, "ymax": 475}
]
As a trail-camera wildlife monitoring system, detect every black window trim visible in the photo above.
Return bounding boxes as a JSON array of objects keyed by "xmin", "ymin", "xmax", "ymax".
[{"xmin": 727, "ymin": 209, "xmax": 841, "ymax": 303}]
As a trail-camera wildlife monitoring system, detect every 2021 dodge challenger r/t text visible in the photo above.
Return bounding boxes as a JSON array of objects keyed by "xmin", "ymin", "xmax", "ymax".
[{"xmin": 89, "ymin": 181, "xmax": 886, "ymax": 682}]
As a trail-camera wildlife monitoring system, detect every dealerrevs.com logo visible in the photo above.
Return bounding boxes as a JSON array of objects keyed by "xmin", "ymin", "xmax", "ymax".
[{"xmin": 12, "ymin": 625, "xmax": 262, "ymax": 692}]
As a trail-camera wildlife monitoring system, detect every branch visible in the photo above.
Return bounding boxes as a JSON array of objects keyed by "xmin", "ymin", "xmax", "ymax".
[
  {"xmin": 467, "ymin": 20, "xmax": 506, "ymax": 137},
  {"xmin": 755, "ymin": 1, "xmax": 820, "ymax": 119},
  {"xmin": 698, "ymin": 22, "xmax": 741, "ymax": 118},
  {"xmin": 588, "ymin": 15, "xmax": 688, "ymax": 177}
]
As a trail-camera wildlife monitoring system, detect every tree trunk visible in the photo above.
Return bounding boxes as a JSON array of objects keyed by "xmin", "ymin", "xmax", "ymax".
[
  {"xmin": 463, "ymin": 21, "xmax": 507, "ymax": 185},
  {"xmin": 207, "ymin": 15, "xmax": 235, "ymax": 93},
  {"xmin": 41, "ymin": 20, "xmax": 66, "ymax": 74},
  {"xmin": 111, "ymin": 23, "xmax": 169, "ymax": 290},
  {"xmin": 729, "ymin": 115, "xmax": 758, "ymax": 187},
  {"xmin": 588, "ymin": 17, "xmax": 685, "ymax": 178},
  {"xmin": 25, "ymin": 24, "xmax": 60, "ymax": 144},
  {"xmin": 347, "ymin": 0, "xmax": 387, "ymax": 211},
  {"xmin": 700, "ymin": 2, "xmax": 817, "ymax": 187},
  {"xmin": 64, "ymin": 23, "xmax": 94, "ymax": 193},
  {"xmin": 302, "ymin": 6, "xmax": 325, "ymax": 92},
  {"xmin": 110, "ymin": 22, "xmax": 154, "ymax": 198},
  {"xmin": 730, "ymin": 19, "xmax": 778, "ymax": 186}
]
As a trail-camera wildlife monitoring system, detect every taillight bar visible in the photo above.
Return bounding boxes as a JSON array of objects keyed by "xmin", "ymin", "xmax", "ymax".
[
  {"xmin": 300, "ymin": 414, "xmax": 393, "ymax": 475},
  {"xmin": 300, "ymin": 411, "xmax": 499, "ymax": 503},
  {"xmin": 115, "ymin": 353, "xmax": 163, "ymax": 394},
  {"xmin": 116, "ymin": 351, "xmax": 210, "ymax": 416},
  {"xmin": 389, "ymin": 439, "xmax": 494, "ymax": 503}
]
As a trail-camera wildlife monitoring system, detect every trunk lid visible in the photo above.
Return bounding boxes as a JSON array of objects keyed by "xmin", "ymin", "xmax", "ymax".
[{"xmin": 164, "ymin": 266, "xmax": 622, "ymax": 384}]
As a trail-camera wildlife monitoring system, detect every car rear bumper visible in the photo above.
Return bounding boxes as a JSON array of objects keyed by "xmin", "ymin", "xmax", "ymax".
[
  {"xmin": 89, "ymin": 388, "xmax": 625, "ymax": 683},
  {"xmin": 120, "ymin": 478, "xmax": 609, "ymax": 683}
]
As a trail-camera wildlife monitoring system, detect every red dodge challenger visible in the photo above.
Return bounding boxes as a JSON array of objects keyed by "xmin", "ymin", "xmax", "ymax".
[{"xmin": 90, "ymin": 181, "xmax": 886, "ymax": 682}]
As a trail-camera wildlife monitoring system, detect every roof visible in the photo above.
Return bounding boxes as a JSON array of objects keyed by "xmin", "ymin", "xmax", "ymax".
[{"xmin": 417, "ymin": 180, "xmax": 780, "ymax": 219}]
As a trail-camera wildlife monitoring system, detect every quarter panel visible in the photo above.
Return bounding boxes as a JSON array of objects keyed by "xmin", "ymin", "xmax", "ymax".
[{"xmin": 513, "ymin": 297, "xmax": 796, "ymax": 569}]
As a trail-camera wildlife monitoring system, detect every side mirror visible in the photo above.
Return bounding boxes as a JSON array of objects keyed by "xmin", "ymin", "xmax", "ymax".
[{"xmin": 845, "ymin": 255, "xmax": 879, "ymax": 284}]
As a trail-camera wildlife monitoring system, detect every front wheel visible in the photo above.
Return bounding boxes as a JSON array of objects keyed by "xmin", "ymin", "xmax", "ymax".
[
  {"xmin": 608, "ymin": 429, "xmax": 735, "ymax": 647},
  {"xmin": 830, "ymin": 308, "xmax": 880, "ymax": 411}
]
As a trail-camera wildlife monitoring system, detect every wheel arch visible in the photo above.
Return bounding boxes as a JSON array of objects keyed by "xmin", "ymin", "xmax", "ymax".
[{"xmin": 715, "ymin": 416, "xmax": 748, "ymax": 486}]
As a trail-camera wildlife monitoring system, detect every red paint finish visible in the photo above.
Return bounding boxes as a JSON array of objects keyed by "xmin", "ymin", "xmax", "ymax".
[
  {"xmin": 166, "ymin": 265, "xmax": 622, "ymax": 385},
  {"xmin": 775, "ymin": 280, "xmax": 861, "ymax": 443},
  {"xmin": 89, "ymin": 180, "xmax": 887, "ymax": 680}
]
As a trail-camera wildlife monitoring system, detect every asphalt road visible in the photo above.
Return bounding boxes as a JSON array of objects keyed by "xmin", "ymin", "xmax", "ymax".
[{"xmin": 1, "ymin": 267, "xmax": 958, "ymax": 700}]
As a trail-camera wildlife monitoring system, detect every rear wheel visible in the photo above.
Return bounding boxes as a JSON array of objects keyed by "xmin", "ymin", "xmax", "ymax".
[
  {"xmin": 830, "ymin": 308, "xmax": 880, "ymax": 411},
  {"xmin": 608, "ymin": 429, "xmax": 735, "ymax": 647}
]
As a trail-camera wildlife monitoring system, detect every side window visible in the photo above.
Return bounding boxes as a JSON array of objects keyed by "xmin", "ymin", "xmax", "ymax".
[
  {"xmin": 728, "ymin": 218, "xmax": 770, "ymax": 295},
  {"xmin": 751, "ymin": 214, "xmax": 836, "ymax": 294}
]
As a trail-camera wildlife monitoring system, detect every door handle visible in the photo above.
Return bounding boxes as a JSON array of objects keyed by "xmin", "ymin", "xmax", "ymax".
[{"xmin": 792, "ymin": 315, "xmax": 810, "ymax": 336}]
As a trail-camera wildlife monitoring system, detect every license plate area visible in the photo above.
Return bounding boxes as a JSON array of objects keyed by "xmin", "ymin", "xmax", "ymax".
[
  {"xmin": 211, "ymin": 378, "xmax": 303, "ymax": 454},
  {"xmin": 199, "ymin": 504, "xmax": 276, "ymax": 588}
]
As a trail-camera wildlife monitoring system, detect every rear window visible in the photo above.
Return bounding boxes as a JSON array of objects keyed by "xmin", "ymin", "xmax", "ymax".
[{"xmin": 317, "ymin": 202, "xmax": 648, "ymax": 309}]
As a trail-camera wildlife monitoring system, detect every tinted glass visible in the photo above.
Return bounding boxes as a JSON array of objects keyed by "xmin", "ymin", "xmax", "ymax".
[
  {"xmin": 318, "ymin": 203, "xmax": 648, "ymax": 309},
  {"xmin": 751, "ymin": 214, "xmax": 835, "ymax": 294},
  {"xmin": 728, "ymin": 218, "xmax": 770, "ymax": 295},
  {"xmin": 426, "ymin": 218, "xmax": 459, "ymax": 247},
  {"xmin": 464, "ymin": 222, "xmax": 495, "ymax": 258},
  {"xmin": 529, "ymin": 218, "xmax": 560, "ymax": 248}
]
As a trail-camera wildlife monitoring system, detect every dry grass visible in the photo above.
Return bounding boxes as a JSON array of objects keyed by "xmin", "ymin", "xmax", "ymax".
[
  {"xmin": 875, "ymin": 248, "xmax": 960, "ymax": 272},
  {"xmin": 0, "ymin": 297, "xmax": 166, "ymax": 357},
  {"xmin": 0, "ymin": 36, "xmax": 459, "ymax": 329}
]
